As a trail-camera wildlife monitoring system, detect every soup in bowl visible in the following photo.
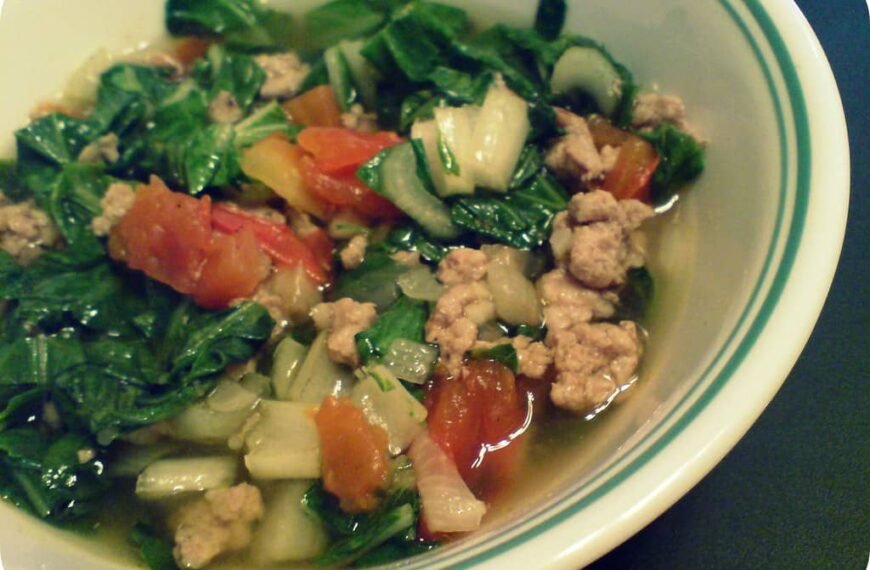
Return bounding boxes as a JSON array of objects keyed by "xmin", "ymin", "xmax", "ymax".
[{"xmin": 0, "ymin": 0, "xmax": 847, "ymax": 568}]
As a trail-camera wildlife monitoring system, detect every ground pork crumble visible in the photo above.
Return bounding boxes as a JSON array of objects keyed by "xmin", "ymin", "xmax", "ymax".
[
  {"xmin": 91, "ymin": 182, "xmax": 136, "ymax": 237},
  {"xmin": 255, "ymin": 52, "xmax": 310, "ymax": 99},
  {"xmin": 171, "ymin": 483, "xmax": 264, "ymax": 569},
  {"xmin": 425, "ymin": 248, "xmax": 497, "ymax": 376},
  {"xmin": 537, "ymin": 189, "xmax": 653, "ymax": 413},
  {"xmin": 311, "ymin": 297, "xmax": 377, "ymax": 367},
  {"xmin": 0, "ymin": 191, "xmax": 60, "ymax": 263}
]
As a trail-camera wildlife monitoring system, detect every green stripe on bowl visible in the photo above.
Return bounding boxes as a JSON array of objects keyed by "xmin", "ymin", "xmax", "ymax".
[{"xmin": 405, "ymin": 0, "xmax": 813, "ymax": 567}]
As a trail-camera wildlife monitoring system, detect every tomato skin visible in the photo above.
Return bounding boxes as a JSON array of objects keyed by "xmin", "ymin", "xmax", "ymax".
[
  {"xmin": 297, "ymin": 225, "xmax": 335, "ymax": 279},
  {"xmin": 282, "ymin": 85, "xmax": 343, "ymax": 128},
  {"xmin": 586, "ymin": 116, "xmax": 660, "ymax": 203},
  {"xmin": 173, "ymin": 37, "xmax": 212, "ymax": 69},
  {"xmin": 314, "ymin": 396, "xmax": 390, "ymax": 514},
  {"xmin": 298, "ymin": 155, "xmax": 403, "ymax": 222},
  {"xmin": 602, "ymin": 136, "xmax": 660, "ymax": 203},
  {"xmin": 192, "ymin": 228, "xmax": 271, "ymax": 310},
  {"xmin": 240, "ymin": 135, "xmax": 332, "ymax": 220},
  {"xmin": 297, "ymin": 127, "xmax": 402, "ymax": 175},
  {"xmin": 424, "ymin": 360, "xmax": 531, "ymax": 500},
  {"xmin": 109, "ymin": 177, "xmax": 212, "ymax": 294},
  {"xmin": 211, "ymin": 203, "xmax": 330, "ymax": 285}
]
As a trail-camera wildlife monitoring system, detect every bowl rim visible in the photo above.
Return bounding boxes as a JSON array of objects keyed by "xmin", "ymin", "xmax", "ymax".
[{"xmin": 400, "ymin": 0, "xmax": 849, "ymax": 568}]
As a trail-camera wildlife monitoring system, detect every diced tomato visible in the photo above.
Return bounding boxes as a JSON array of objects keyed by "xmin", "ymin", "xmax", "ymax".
[
  {"xmin": 173, "ymin": 37, "xmax": 212, "ymax": 69},
  {"xmin": 240, "ymin": 135, "xmax": 332, "ymax": 220},
  {"xmin": 602, "ymin": 135, "xmax": 660, "ymax": 203},
  {"xmin": 585, "ymin": 116, "xmax": 660, "ymax": 203},
  {"xmin": 282, "ymin": 85, "xmax": 343, "ymax": 128},
  {"xmin": 298, "ymin": 155, "xmax": 403, "ymax": 221},
  {"xmin": 297, "ymin": 127, "xmax": 402, "ymax": 175},
  {"xmin": 211, "ymin": 203, "xmax": 330, "ymax": 285},
  {"xmin": 192, "ymin": 228, "xmax": 272, "ymax": 310},
  {"xmin": 314, "ymin": 396, "xmax": 390, "ymax": 513},
  {"xmin": 297, "ymin": 225, "xmax": 335, "ymax": 279},
  {"xmin": 424, "ymin": 360, "xmax": 531, "ymax": 500},
  {"xmin": 586, "ymin": 115, "xmax": 630, "ymax": 148},
  {"xmin": 109, "ymin": 177, "xmax": 212, "ymax": 294}
]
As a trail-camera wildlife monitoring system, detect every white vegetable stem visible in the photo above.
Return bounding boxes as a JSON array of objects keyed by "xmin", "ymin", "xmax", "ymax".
[
  {"xmin": 351, "ymin": 365, "xmax": 428, "ymax": 455},
  {"xmin": 470, "ymin": 84, "xmax": 530, "ymax": 191},
  {"xmin": 382, "ymin": 338, "xmax": 439, "ymax": 384},
  {"xmin": 250, "ymin": 480, "xmax": 328, "ymax": 563},
  {"xmin": 271, "ymin": 336, "xmax": 309, "ymax": 401},
  {"xmin": 135, "ymin": 456, "xmax": 238, "ymax": 499},
  {"xmin": 408, "ymin": 431, "xmax": 486, "ymax": 533},
  {"xmin": 244, "ymin": 400, "xmax": 321, "ymax": 479},
  {"xmin": 550, "ymin": 46, "xmax": 623, "ymax": 116},
  {"xmin": 483, "ymin": 245, "xmax": 542, "ymax": 326},
  {"xmin": 397, "ymin": 265, "xmax": 445, "ymax": 302},
  {"xmin": 170, "ymin": 376, "xmax": 265, "ymax": 444},
  {"xmin": 286, "ymin": 331, "xmax": 353, "ymax": 403},
  {"xmin": 433, "ymin": 106, "xmax": 476, "ymax": 195},
  {"xmin": 339, "ymin": 39, "xmax": 378, "ymax": 110}
]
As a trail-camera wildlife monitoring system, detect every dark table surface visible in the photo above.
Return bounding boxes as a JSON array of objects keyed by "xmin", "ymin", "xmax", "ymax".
[{"xmin": 590, "ymin": 2, "xmax": 870, "ymax": 569}]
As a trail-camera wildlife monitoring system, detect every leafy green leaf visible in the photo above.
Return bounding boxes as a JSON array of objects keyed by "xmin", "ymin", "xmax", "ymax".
[
  {"xmin": 535, "ymin": 0, "xmax": 567, "ymax": 41},
  {"xmin": 131, "ymin": 522, "xmax": 179, "ymax": 570},
  {"xmin": 611, "ymin": 266, "xmax": 654, "ymax": 322},
  {"xmin": 166, "ymin": 0, "xmax": 293, "ymax": 51},
  {"xmin": 234, "ymin": 101, "xmax": 303, "ymax": 147},
  {"xmin": 305, "ymin": 0, "xmax": 387, "ymax": 49},
  {"xmin": 331, "ymin": 250, "xmax": 409, "ymax": 311},
  {"xmin": 15, "ymin": 114, "xmax": 95, "ymax": 167},
  {"xmin": 356, "ymin": 296, "xmax": 428, "ymax": 364},
  {"xmin": 469, "ymin": 342, "xmax": 518, "ymax": 372},
  {"xmin": 192, "ymin": 44, "xmax": 265, "ymax": 113},
  {"xmin": 450, "ymin": 172, "xmax": 569, "ymax": 249},
  {"xmin": 0, "ymin": 428, "xmax": 109, "ymax": 521},
  {"xmin": 303, "ymin": 482, "xmax": 431, "ymax": 567},
  {"xmin": 0, "ymin": 160, "xmax": 30, "ymax": 202},
  {"xmin": 0, "ymin": 252, "xmax": 148, "ymax": 337},
  {"xmin": 639, "ymin": 123, "xmax": 705, "ymax": 205},
  {"xmin": 378, "ymin": 225, "xmax": 450, "ymax": 263}
]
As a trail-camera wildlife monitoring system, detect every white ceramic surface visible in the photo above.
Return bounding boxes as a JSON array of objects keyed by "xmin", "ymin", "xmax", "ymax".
[{"xmin": 0, "ymin": 1, "xmax": 848, "ymax": 569}]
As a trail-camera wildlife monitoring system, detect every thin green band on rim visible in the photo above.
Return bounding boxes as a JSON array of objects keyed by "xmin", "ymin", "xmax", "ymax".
[{"xmin": 410, "ymin": 0, "xmax": 813, "ymax": 567}]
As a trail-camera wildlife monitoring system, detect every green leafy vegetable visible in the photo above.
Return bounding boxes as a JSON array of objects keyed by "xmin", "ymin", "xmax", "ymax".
[
  {"xmin": 303, "ymin": 482, "xmax": 433, "ymax": 567},
  {"xmin": 378, "ymin": 225, "xmax": 450, "ymax": 263},
  {"xmin": 131, "ymin": 521, "xmax": 179, "ymax": 570},
  {"xmin": 450, "ymin": 172, "xmax": 569, "ymax": 249},
  {"xmin": 357, "ymin": 141, "xmax": 460, "ymax": 240},
  {"xmin": 469, "ymin": 342, "xmax": 518, "ymax": 372},
  {"xmin": 331, "ymin": 250, "xmax": 409, "ymax": 310},
  {"xmin": 356, "ymin": 296, "xmax": 428, "ymax": 365},
  {"xmin": 0, "ymin": 160, "xmax": 30, "ymax": 201},
  {"xmin": 192, "ymin": 44, "xmax": 265, "ymax": 113},
  {"xmin": 305, "ymin": 0, "xmax": 387, "ymax": 49},
  {"xmin": 0, "ymin": 428, "xmax": 109, "ymax": 521},
  {"xmin": 165, "ymin": 0, "xmax": 292, "ymax": 51},
  {"xmin": 535, "ymin": 0, "xmax": 567, "ymax": 41},
  {"xmin": 611, "ymin": 267, "xmax": 654, "ymax": 322},
  {"xmin": 640, "ymin": 123, "xmax": 705, "ymax": 204}
]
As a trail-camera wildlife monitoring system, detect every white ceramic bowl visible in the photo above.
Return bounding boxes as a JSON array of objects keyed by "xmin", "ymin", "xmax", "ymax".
[{"xmin": 0, "ymin": 1, "xmax": 848, "ymax": 569}]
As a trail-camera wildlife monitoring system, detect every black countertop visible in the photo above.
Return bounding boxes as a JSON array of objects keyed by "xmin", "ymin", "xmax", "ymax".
[{"xmin": 590, "ymin": 1, "xmax": 869, "ymax": 568}]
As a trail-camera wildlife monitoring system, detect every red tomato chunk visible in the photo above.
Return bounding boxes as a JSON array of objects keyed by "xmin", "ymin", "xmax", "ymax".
[{"xmin": 424, "ymin": 360, "xmax": 532, "ymax": 501}]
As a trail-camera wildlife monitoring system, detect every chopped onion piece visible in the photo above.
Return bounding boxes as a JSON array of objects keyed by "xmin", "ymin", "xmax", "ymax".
[{"xmin": 408, "ymin": 432, "xmax": 486, "ymax": 533}]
